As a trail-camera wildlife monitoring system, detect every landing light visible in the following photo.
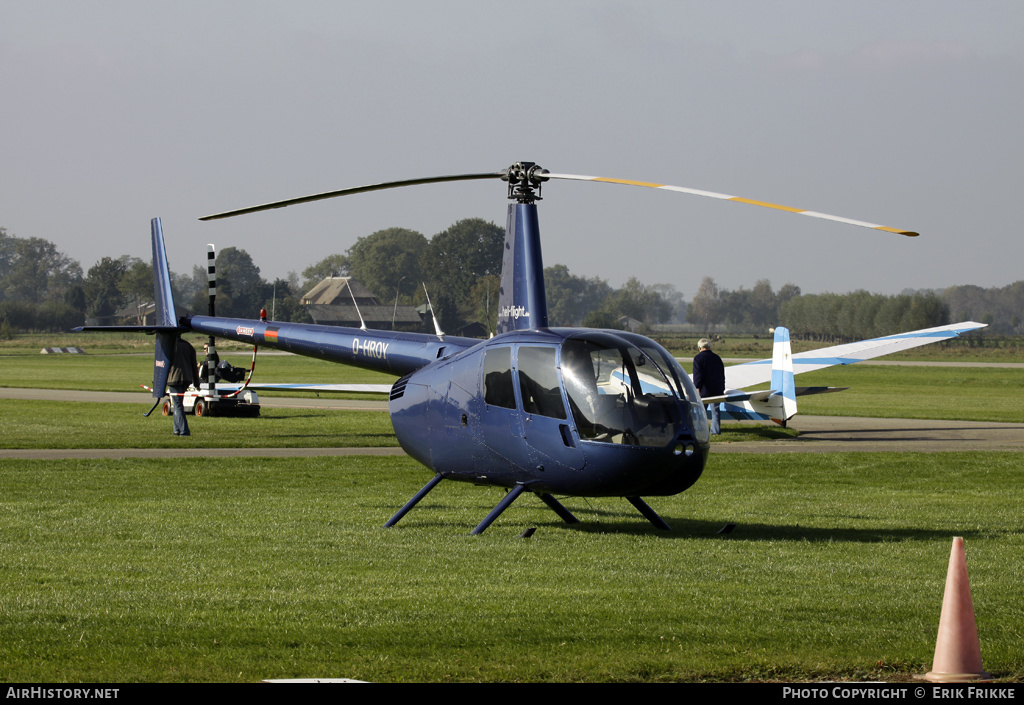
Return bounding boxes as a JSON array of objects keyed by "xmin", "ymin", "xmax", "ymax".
[{"xmin": 673, "ymin": 443, "xmax": 696, "ymax": 457}]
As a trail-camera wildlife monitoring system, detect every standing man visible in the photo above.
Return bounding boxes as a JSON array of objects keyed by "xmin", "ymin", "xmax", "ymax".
[
  {"xmin": 167, "ymin": 337, "xmax": 198, "ymax": 437},
  {"xmin": 693, "ymin": 338, "xmax": 725, "ymax": 435}
]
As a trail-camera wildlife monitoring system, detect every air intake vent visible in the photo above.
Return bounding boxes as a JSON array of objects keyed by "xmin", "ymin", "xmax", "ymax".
[{"xmin": 390, "ymin": 374, "xmax": 411, "ymax": 401}]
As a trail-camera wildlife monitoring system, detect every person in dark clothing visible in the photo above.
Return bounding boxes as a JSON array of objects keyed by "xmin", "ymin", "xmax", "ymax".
[
  {"xmin": 167, "ymin": 338, "xmax": 198, "ymax": 436},
  {"xmin": 693, "ymin": 338, "xmax": 726, "ymax": 435}
]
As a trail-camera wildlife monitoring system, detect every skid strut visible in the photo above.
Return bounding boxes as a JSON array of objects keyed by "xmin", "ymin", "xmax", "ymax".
[
  {"xmin": 538, "ymin": 493, "xmax": 580, "ymax": 524},
  {"xmin": 471, "ymin": 485, "xmax": 526, "ymax": 535},
  {"xmin": 384, "ymin": 473, "xmax": 443, "ymax": 528},
  {"xmin": 627, "ymin": 496, "xmax": 672, "ymax": 530}
]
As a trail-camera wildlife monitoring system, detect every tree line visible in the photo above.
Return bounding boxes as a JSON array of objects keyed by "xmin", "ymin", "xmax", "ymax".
[
  {"xmin": 2, "ymin": 223, "xmax": 1019, "ymax": 338},
  {"xmin": 687, "ymin": 276, "xmax": 1022, "ymax": 340}
]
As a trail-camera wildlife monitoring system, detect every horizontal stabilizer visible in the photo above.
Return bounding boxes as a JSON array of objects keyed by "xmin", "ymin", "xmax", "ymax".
[
  {"xmin": 704, "ymin": 385, "xmax": 847, "ymax": 406},
  {"xmin": 702, "ymin": 390, "xmax": 772, "ymax": 405},
  {"xmin": 793, "ymin": 386, "xmax": 848, "ymax": 397},
  {"xmin": 74, "ymin": 324, "xmax": 182, "ymax": 333},
  {"xmin": 213, "ymin": 382, "xmax": 393, "ymax": 394}
]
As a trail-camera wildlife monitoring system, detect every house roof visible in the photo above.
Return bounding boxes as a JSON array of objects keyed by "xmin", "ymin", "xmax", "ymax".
[
  {"xmin": 306, "ymin": 304, "xmax": 422, "ymax": 326},
  {"xmin": 301, "ymin": 277, "xmax": 379, "ymax": 306}
]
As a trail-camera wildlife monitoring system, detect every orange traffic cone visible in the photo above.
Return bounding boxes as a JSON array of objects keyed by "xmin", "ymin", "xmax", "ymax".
[{"xmin": 918, "ymin": 537, "xmax": 992, "ymax": 682}]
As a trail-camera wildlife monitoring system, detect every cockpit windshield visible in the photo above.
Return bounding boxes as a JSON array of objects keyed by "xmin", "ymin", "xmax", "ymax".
[
  {"xmin": 561, "ymin": 332, "xmax": 704, "ymax": 447},
  {"xmin": 615, "ymin": 331, "xmax": 703, "ymax": 405}
]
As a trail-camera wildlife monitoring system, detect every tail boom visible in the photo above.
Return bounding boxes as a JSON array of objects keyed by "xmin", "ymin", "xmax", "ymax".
[{"xmin": 184, "ymin": 315, "xmax": 481, "ymax": 378}]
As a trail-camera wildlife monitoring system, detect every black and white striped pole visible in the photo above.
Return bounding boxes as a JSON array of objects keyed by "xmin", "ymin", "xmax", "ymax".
[{"xmin": 206, "ymin": 244, "xmax": 218, "ymax": 396}]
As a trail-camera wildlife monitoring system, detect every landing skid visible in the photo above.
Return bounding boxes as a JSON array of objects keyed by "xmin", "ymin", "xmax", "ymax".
[{"xmin": 385, "ymin": 476, "xmax": 669, "ymax": 534}]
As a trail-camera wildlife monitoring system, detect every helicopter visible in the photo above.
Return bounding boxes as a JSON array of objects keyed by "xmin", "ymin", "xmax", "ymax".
[{"xmin": 78, "ymin": 161, "xmax": 920, "ymax": 534}]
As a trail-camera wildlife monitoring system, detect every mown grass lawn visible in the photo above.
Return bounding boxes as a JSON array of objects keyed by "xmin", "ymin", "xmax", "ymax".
[
  {"xmin": 0, "ymin": 348, "xmax": 397, "ymax": 394},
  {"xmin": 1, "ymin": 453, "xmax": 1021, "ymax": 682},
  {"xmin": 0, "ymin": 400, "xmax": 397, "ymax": 450}
]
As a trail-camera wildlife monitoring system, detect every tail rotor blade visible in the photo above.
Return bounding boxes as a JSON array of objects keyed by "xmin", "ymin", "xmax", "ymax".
[{"xmin": 541, "ymin": 172, "xmax": 919, "ymax": 237}]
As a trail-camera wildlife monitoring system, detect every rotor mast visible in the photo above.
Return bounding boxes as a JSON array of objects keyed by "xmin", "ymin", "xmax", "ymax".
[{"xmin": 496, "ymin": 162, "xmax": 550, "ymax": 334}]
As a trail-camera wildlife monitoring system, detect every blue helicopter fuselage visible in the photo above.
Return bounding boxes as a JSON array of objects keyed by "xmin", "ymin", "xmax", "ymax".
[{"xmin": 390, "ymin": 327, "xmax": 710, "ymax": 498}]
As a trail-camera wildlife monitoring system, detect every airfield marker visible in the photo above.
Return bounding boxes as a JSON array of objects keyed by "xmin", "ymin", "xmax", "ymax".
[{"xmin": 918, "ymin": 537, "xmax": 992, "ymax": 683}]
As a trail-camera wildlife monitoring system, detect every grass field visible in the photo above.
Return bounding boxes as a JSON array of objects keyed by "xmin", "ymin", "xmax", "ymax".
[
  {"xmin": 1, "ymin": 453, "xmax": 1021, "ymax": 682},
  {"xmin": 0, "ymin": 346, "xmax": 397, "ymax": 394},
  {"xmin": 756, "ymin": 364, "xmax": 1024, "ymax": 424},
  {"xmin": 1, "ymin": 335, "xmax": 1021, "ymax": 682}
]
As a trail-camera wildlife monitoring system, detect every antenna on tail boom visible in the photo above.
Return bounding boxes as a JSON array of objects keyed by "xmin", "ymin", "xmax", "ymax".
[{"xmin": 422, "ymin": 283, "xmax": 444, "ymax": 339}]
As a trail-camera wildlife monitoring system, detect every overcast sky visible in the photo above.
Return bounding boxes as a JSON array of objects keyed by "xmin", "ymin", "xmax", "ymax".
[{"xmin": 2, "ymin": 1, "xmax": 1021, "ymax": 299}]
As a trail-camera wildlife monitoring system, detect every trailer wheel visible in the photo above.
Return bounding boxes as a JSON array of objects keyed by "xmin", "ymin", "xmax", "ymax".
[
  {"xmin": 194, "ymin": 399, "xmax": 206, "ymax": 416},
  {"xmin": 162, "ymin": 402, "xmax": 170, "ymax": 416}
]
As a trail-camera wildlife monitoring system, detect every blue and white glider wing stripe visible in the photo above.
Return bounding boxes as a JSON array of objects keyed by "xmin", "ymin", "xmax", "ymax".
[{"xmin": 723, "ymin": 321, "xmax": 987, "ymax": 391}]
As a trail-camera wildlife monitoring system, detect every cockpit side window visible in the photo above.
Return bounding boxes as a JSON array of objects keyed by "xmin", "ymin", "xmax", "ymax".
[
  {"xmin": 483, "ymin": 347, "xmax": 516, "ymax": 409},
  {"xmin": 516, "ymin": 346, "xmax": 567, "ymax": 420}
]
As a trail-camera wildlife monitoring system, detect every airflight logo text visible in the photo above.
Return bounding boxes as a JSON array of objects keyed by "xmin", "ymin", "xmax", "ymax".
[{"xmin": 500, "ymin": 306, "xmax": 529, "ymax": 320}]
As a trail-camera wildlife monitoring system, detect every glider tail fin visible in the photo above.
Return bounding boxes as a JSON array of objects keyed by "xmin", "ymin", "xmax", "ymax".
[{"xmin": 770, "ymin": 326, "xmax": 798, "ymax": 425}]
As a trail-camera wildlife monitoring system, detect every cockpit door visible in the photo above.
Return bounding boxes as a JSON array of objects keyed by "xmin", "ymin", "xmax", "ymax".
[{"xmin": 517, "ymin": 346, "xmax": 585, "ymax": 472}]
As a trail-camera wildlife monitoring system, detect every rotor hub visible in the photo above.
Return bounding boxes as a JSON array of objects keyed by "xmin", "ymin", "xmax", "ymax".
[{"xmin": 502, "ymin": 162, "xmax": 550, "ymax": 203}]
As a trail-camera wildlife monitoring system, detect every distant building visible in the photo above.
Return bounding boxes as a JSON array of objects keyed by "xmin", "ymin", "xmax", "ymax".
[
  {"xmin": 454, "ymin": 321, "xmax": 489, "ymax": 339},
  {"xmin": 302, "ymin": 276, "xmax": 423, "ymax": 330},
  {"xmin": 617, "ymin": 315, "xmax": 645, "ymax": 333},
  {"xmin": 104, "ymin": 300, "xmax": 190, "ymax": 327}
]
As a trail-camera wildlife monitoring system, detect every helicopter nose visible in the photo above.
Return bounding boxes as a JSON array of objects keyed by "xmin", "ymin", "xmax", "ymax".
[{"xmin": 641, "ymin": 439, "xmax": 708, "ymax": 496}]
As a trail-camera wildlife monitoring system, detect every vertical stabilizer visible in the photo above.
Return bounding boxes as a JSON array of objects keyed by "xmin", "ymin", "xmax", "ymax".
[
  {"xmin": 151, "ymin": 218, "xmax": 177, "ymax": 328},
  {"xmin": 150, "ymin": 218, "xmax": 180, "ymax": 398},
  {"xmin": 496, "ymin": 203, "xmax": 548, "ymax": 334},
  {"xmin": 770, "ymin": 326, "xmax": 798, "ymax": 424},
  {"xmin": 153, "ymin": 332, "xmax": 176, "ymax": 398}
]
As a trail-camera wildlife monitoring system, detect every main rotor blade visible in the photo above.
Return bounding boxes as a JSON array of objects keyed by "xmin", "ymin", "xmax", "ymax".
[
  {"xmin": 541, "ymin": 173, "xmax": 919, "ymax": 237},
  {"xmin": 199, "ymin": 171, "xmax": 505, "ymax": 221}
]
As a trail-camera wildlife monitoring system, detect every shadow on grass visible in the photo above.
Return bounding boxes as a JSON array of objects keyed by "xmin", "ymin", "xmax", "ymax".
[
  {"xmin": 266, "ymin": 433, "xmax": 397, "ymax": 440},
  {"xmin": 381, "ymin": 500, "xmax": 992, "ymax": 543},
  {"xmin": 568, "ymin": 517, "xmax": 991, "ymax": 543},
  {"xmin": 713, "ymin": 424, "xmax": 800, "ymax": 442}
]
